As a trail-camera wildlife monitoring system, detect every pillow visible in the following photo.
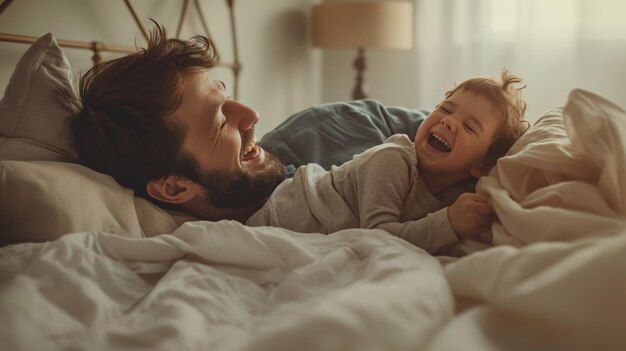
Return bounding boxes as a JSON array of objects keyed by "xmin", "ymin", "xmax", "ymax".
[
  {"xmin": 491, "ymin": 106, "xmax": 597, "ymax": 202},
  {"xmin": 0, "ymin": 160, "xmax": 180, "ymax": 247},
  {"xmin": 0, "ymin": 33, "xmax": 78, "ymax": 161},
  {"xmin": 259, "ymin": 99, "xmax": 428, "ymax": 174},
  {"xmin": 0, "ymin": 34, "xmax": 182, "ymax": 246},
  {"xmin": 564, "ymin": 88, "xmax": 626, "ymax": 216},
  {"xmin": 478, "ymin": 88, "xmax": 626, "ymax": 247}
]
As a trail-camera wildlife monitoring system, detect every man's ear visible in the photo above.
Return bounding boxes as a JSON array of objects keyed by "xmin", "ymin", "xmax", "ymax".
[{"xmin": 146, "ymin": 175, "xmax": 200, "ymax": 204}]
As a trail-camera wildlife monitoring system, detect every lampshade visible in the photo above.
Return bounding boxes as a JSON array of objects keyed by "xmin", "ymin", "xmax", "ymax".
[{"xmin": 312, "ymin": 1, "xmax": 413, "ymax": 50}]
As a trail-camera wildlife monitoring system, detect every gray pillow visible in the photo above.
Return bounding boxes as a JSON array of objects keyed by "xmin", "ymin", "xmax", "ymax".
[
  {"xmin": 259, "ymin": 99, "xmax": 428, "ymax": 175},
  {"xmin": 0, "ymin": 33, "xmax": 77, "ymax": 161}
]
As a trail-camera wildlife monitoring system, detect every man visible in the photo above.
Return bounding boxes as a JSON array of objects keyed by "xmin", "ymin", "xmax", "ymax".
[
  {"xmin": 72, "ymin": 24, "xmax": 427, "ymax": 224},
  {"xmin": 72, "ymin": 24, "xmax": 285, "ymax": 223}
]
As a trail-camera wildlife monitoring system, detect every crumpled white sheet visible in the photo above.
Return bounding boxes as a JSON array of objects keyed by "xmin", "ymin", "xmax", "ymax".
[
  {"xmin": 0, "ymin": 220, "xmax": 453, "ymax": 351},
  {"xmin": 479, "ymin": 89, "xmax": 626, "ymax": 247},
  {"xmin": 428, "ymin": 231, "xmax": 626, "ymax": 351}
]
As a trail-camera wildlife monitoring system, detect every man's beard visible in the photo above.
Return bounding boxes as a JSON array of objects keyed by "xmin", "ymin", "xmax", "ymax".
[{"xmin": 196, "ymin": 151, "xmax": 286, "ymax": 209}]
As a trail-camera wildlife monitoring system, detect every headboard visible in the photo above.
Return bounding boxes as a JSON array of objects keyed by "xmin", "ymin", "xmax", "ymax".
[{"xmin": 0, "ymin": 0, "xmax": 242, "ymax": 99}]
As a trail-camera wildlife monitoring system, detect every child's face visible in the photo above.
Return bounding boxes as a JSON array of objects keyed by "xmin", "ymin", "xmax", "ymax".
[{"xmin": 414, "ymin": 89, "xmax": 501, "ymax": 179}]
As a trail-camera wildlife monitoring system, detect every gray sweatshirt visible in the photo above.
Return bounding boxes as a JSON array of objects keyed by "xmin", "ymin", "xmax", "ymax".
[{"xmin": 247, "ymin": 134, "xmax": 463, "ymax": 253}]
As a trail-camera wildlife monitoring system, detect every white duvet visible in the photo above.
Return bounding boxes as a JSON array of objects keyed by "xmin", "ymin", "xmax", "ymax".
[
  {"xmin": 0, "ymin": 222, "xmax": 453, "ymax": 351},
  {"xmin": 2, "ymin": 89, "xmax": 626, "ymax": 351}
]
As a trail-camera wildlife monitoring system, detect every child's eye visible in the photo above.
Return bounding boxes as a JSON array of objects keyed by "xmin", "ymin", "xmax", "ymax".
[
  {"xmin": 464, "ymin": 123, "xmax": 475, "ymax": 133},
  {"xmin": 440, "ymin": 106, "xmax": 451, "ymax": 114}
]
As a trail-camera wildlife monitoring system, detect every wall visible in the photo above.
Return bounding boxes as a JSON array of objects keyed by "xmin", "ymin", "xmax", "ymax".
[{"xmin": 0, "ymin": 0, "xmax": 320, "ymax": 136}]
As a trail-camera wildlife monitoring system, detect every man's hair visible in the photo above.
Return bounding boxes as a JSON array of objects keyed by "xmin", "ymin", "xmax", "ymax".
[
  {"xmin": 70, "ymin": 23, "xmax": 220, "ymax": 197},
  {"xmin": 445, "ymin": 69, "xmax": 528, "ymax": 170}
]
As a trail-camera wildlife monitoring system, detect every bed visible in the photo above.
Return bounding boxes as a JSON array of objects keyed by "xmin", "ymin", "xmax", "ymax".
[{"xmin": 2, "ymin": 4, "xmax": 626, "ymax": 351}]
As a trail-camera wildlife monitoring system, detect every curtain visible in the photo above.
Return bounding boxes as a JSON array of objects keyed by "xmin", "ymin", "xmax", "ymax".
[{"xmin": 413, "ymin": 0, "xmax": 626, "ymax": 122}]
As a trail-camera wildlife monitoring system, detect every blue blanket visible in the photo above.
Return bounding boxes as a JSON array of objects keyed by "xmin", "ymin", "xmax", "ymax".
[{"xmin": 259, "ymin": 99, "xmax": 428, "ymax": 175}]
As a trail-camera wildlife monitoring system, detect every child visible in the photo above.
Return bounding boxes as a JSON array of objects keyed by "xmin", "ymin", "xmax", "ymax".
[{"xmin": 246, "ymin": 70, "xmax": 527, "ymax": 254}]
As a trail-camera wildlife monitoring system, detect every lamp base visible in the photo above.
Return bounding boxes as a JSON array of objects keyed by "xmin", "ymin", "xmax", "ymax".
[{"xmin": 352, "ymin": 47, "xmax": 367, "ymax": 100}]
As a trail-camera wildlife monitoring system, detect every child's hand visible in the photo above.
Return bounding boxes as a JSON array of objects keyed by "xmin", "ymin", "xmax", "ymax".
[{"xmin": 448, "ymin": 192, "xmax": 493, "ymax": 240}]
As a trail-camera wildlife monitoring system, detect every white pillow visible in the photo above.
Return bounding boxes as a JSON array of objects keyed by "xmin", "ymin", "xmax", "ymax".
[
  {"xmin": 479, "ymin": 88, "xmax": 626, "ymax": 247},
  {"xmin": 564, "ymin": 88, "xmax": 626, "ymax": 216},
  {"xmin": 0, "ymin": 34, "xmax": 183, "ymax": 246},
  {"xmin": 0, "ymin": 33, "xmax": 77, "ymax": 161},
  {"xmin": 492, "ymin": 105, "xmax": 597, "ymax": 203},
  {"xmin": 0, "ymin": 161, "xmax": 180, "ymax": 246}
]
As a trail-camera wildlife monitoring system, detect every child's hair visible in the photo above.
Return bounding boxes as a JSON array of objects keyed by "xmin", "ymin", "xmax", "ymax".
[{"xmin": 445, "ymin": 69, "xmax": 528, "ymax": 170}]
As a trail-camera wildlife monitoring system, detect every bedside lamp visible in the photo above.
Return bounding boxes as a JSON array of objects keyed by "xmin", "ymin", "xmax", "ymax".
[{"xmin": 312, "ymin": 1, "xmax": 413, "ymax": 100}]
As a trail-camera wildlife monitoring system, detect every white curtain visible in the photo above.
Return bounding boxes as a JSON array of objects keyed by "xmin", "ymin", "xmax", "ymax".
[{"xmin": 413, "ymin": 0, "xmax": 626, "ymax": 123}]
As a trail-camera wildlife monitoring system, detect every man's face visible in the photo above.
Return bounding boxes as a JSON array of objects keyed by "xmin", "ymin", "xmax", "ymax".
[
  {"xmin": 171, "ymin": 70, "xmax": 285, "ymax": 209},
  {"xmin": 414, "ymin": 89, "xmax": 500, "ymax": 179}
]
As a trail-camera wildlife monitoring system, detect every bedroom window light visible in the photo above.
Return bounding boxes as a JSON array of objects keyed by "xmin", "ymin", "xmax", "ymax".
[
  {"xmin": 491, "ymin": 0, "xmax": 578, "ymax": 41},
  {"xmin": 312, "ymin": 1, "xmax": 413, "ymax": 100},
  {"xmin": 582, "ymin": 1, "xmax": 626, "ymax": 40},
  {"xmin": 490, "ymin": 0, "xmax": 518, "ymax": 35}
]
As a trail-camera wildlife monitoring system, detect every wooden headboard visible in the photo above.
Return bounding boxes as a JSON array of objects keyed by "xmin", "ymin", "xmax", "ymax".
[{"xmin": 0, "ymin": 0, "xmax": 242, "ymax": 99}]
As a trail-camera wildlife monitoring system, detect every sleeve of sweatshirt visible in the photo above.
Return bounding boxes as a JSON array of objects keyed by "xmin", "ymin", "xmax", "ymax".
[
  {"xmin": 375, "ymin": 208, "xmax": 459, "ymax": 254},
  {"xmin": 355, "ymin": 142, "xmax": 459, "ymax": 253}
]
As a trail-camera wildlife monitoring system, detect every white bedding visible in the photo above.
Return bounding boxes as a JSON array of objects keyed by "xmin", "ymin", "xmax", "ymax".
[
  {"xmin": 2, "ymin": 89, "xmax": 626, "ymax": 350},
  {"xmin": 3, "ymin": 223, "xmax": 626, "ymax": 351},
  {"xmin": 430, "ymin": 231, "xmax": 626, "ymax": 351},
  {"xmin": 0, "ymin": 222, "xmax": 453, "ymax": 350},
  {"xmin": 480, "ymin": 89, "xmax": 626, "ymax": 247}
]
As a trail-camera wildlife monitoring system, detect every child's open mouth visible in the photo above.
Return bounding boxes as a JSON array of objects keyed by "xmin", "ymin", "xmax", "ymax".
[{"xmin": 427, "ymin": 133, "xmax": 451, "ymax": 152}]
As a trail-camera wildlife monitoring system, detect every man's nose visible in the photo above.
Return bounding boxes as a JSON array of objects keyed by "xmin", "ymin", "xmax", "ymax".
[{"xmin": 223, "ymin": 99, "xmax": 259, "ymax": 130}]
